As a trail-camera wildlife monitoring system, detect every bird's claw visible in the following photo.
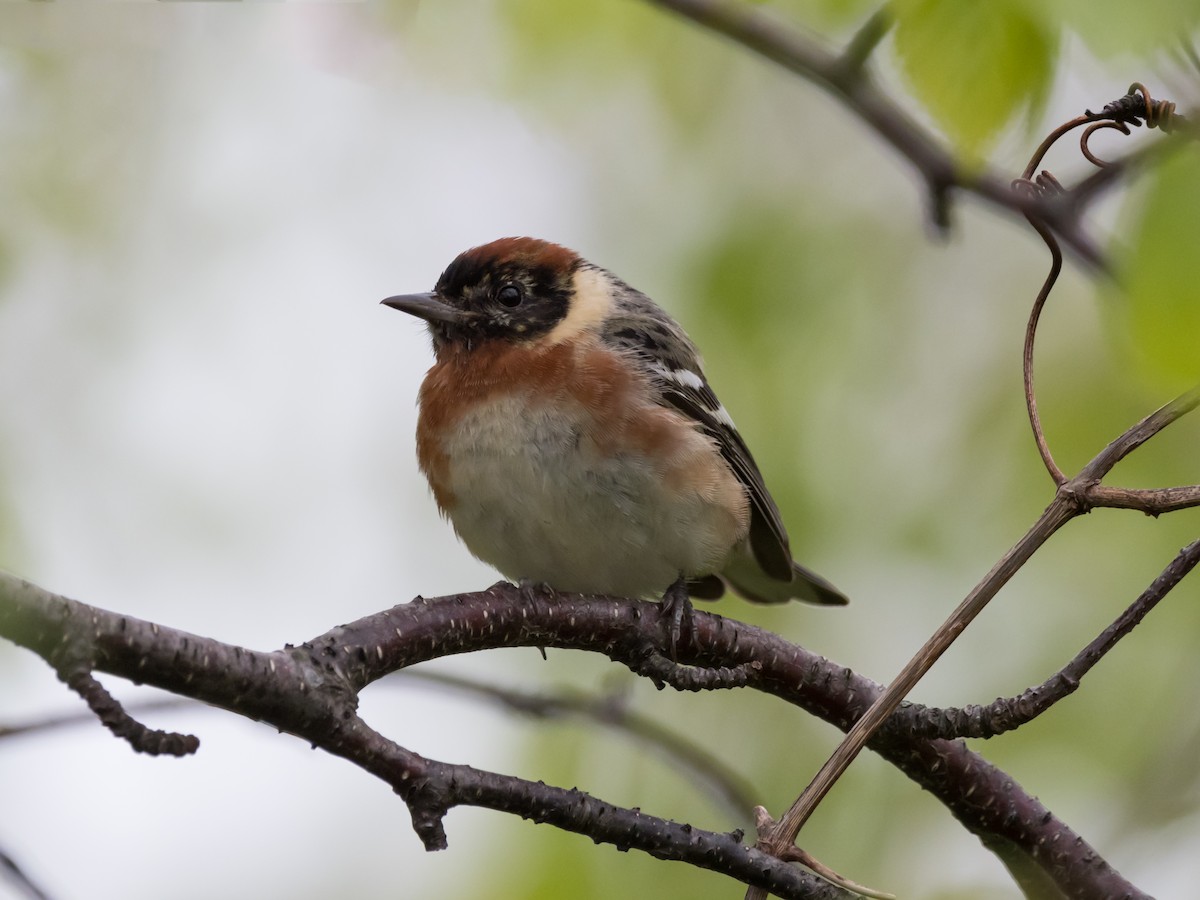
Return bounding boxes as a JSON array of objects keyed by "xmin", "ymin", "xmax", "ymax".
[{"xmin": 659, "ymin": 576, "xmax": 694, "ymax": 662}]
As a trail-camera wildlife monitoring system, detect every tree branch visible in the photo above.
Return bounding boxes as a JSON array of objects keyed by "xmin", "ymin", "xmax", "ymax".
[
  {"xmin": 0, "ymin": 573, "xmax": 852, "ymax": 898},
  {"xmin": 759, "ymin": 381, "xmax": 1199, "ymax": 873},
  {"xmin": 647, "ymin": 0, "xmax": 1110, "ymax": 266},
  {"xmin": 0, "ymin": 573, "xmax": 1145, "ymax": 899}
]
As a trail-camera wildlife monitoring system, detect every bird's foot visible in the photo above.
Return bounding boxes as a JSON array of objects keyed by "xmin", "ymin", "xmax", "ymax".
[
  {"xmin": 518, "ymin": 580, "xmax": 554, "ymax": 659},
  {"xmin": 659, "ymin": 575, "xmax": 694, "ymax": 662},
  {"xmin": 517, "ymin": 578, "xmax": 556, "ymax": 601}
]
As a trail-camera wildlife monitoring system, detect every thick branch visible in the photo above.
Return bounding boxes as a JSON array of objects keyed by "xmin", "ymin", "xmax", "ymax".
[
  {"xmin": 333, "ymin": 717, "xmax": 853, "ymax": 899},
  {"xmin": 0, "ymin": 573, "xmax": 1143, "ymax": 899},
  {"xmin": 0, "ymin": 574, "xmax": 847, "ymax": 898}
]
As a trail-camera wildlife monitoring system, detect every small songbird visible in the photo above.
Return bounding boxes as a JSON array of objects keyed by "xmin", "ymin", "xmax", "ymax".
[{"xmin": 383, "ymin": 237, "xmax": 846, "ymax": 646}]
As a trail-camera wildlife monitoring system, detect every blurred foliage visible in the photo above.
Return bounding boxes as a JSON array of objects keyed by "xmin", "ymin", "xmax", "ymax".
[
  {"xmin": 892, "ymin": 0, "xmax": 1057, "ymax": 157},
  {"xmin": 1117, "ymin": 148, "xmax": 1200, "ymax": 389},
  {"xmin": 498, "ymin": 0, "xmax": 741, "ymax": 134},
  {"xmin": 1057, "ymin": 0, "xmax": 1200, "ymax": 58}
]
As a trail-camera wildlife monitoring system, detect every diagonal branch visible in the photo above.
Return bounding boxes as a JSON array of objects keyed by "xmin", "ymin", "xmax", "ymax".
[
  {"xmin": 647, "ymin": 0, "xmax": 1108, "ymax": 266},
  {"xmin": 1075, "ymin": 383, "xmax": 1200, "ymax": 485},
  {"xmin": 889, "ymin": 537, "xmax": 1200, "ymax": 740},
  {"xmin": 759, "ymin": 378, "xmax": 1200, "ymax": 872},
  {"xmin": 752, "ymin": 493, "xmax": 1078, "ymax": 872}
]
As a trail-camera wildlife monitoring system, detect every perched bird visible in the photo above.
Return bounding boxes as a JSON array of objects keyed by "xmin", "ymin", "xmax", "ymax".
[{"xmin": 384, "ymin": 237, "xmax": 846, "ymax": 647}]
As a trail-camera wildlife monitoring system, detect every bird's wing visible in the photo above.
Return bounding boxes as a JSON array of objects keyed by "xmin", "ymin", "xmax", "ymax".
[
  {"xmin": 600, "ymin": 288, "xmax": 846, "ymax": 604},
  {"xmin": 647, "ymin": 363, "xmax": 796, "ymax": 582},
  {"xmin": 599, "ymin": 282, "xmax": 793, "ymax": 583}
]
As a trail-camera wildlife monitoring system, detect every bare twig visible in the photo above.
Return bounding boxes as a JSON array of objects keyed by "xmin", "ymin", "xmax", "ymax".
[
  {"xmin": 774, "ymin": 826, "xmax": 896, "ymax": 900},
  {"xmin": 891, "ymin": 538, "xmax": 1200, "ymax": 740},
  {"xmin": 742, "ymin": 81, "xmax": 1197, "ymax": 880},
  {"xmin": 58, "ymin": 670, "xmax": 199, "ymax": 757},
  {"xmin": 1087, "ymin": 483, "xmax": 1200, "ymax": 514},
  {"xmin": 1075, "ymin": 383, "xmax": 1200, "ymax": 484},
  {"xmin": 0, "ymin": 698, "xmax": 195, "ymax": 742},
  {"xmin": 1018, "ymin": 202, "xmax": 1069, "ymax": 485},
  {"xmin": 648, "ymin": 0, "xmax": 1108, "ymax": 265},
  {"xmin": 752, "ymin": 494, "xmax": 1077, "ymax": 879},
  {"xmin": 834, "ymin": 6, "xmax": 892, "ymax": 76},
  {"xmin": 1013, "ymin": 84, "xmax": 1191, "ymax": 491}
]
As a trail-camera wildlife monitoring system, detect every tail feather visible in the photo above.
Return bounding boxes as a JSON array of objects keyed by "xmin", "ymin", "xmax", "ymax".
[{"xmin": 717, "ymin": 548, "xmax": 849, "ymax": 606}]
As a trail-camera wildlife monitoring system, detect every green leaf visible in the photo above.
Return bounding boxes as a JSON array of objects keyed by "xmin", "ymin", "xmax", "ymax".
[
  {"xmin": 891, "ymin": 0, "xmax": 1057, "ymax": 156},
  {"xmin": 1057, "ymin": 0, "xmax": 1199, "ymax": 58},
  {"xmin": 1118, "ymin": 149, "xmax": 1200, "ymax": 389}
]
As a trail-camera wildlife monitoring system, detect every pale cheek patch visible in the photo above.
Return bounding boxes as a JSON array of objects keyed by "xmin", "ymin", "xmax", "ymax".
[{"xmin": 544, "ymin": 267, "xmax": 614, "ymax": 345}]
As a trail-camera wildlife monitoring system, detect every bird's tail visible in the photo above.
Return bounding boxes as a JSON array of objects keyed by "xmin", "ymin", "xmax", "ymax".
[{"xmin": 714, "ymin": 546, "xmax": 849, "ymax": 606}]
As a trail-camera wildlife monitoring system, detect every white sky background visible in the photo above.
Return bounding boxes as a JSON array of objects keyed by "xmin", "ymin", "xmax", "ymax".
[{"xmin": 2, "ymin": 4, "xmax": 1199, "ymax": 899}]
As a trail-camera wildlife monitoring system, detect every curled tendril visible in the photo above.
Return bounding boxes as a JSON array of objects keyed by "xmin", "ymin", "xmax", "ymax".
[
  {"xmin": 1103, "ymin": 82, "xmax": 1178, "ymax": 131},
  {"xmin": 1022, "ymin": 82, "xmax": 1183, "ymax": 181},
  {"xmin": 1014, "ymin": 82, "xmax": 1184, "ymax": 486},
  {"xmin": 1080, "ymin": 84, "xmax": 1179, "ymax": 167},
  {"xmin": 1011, "ymin": 170, "xmax": 1065, "ymax": 200},
  {"xmin": 1080, "ymin": 120, "xmax": 1132, "ymax": 167}
]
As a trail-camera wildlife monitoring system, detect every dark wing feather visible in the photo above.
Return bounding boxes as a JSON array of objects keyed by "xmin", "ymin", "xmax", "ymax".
[
  {"xmin": 599, "ymin": 277, "xmax": 846, "ymax": 604},
  {"xmin": 599, "ymin": 278, "xmax": 794, "ymax": 583},
  {"xmin": 656, "ymin": 379, "xmax": 795, "ymax": 582}
]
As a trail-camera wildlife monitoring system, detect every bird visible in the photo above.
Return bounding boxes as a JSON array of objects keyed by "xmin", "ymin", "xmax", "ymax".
[{"xmin": 383, "ymin": 237, "xmax": 847, "ymax": 652}]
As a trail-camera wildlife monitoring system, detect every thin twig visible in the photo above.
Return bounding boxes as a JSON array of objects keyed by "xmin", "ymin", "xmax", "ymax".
[
  {"xmin": 0, "ymin": 698, "xmax": 195, "ymax": 741},
  {"xmin": 1014, "ymin": 83, "xmax": 1191, "ymax": 488},
  {"xmin": 1075, "ymin": 383, "xmax": 1200, "ymax": 483},
  {"xmin": 891, "ymin": 538, "xmax": 1200, "ymax": 740},
  {"xmin": 1087, "ymin": 483, "xmax": 1200, "ymax": 514},
  {"xmin": 59, "ymin": 669, "xmax": 199, "ymax": 757},
  {"xmin": 1019, "ymin": 208, "xmax": 1068, "ymax": 485},
  {"xmin": 396, "ymin": 670, "xmax": 760, "ymax": 822},
  {"xmin": 835, "ymin": 6, "xmax": 892, "ymax": 77},
  {"xmin": 648, "ymin": 0, "xmax": 1108, "ymax": 266},
  {"xmin": 753, "ymin": 494, "xmax": 1078, "ymax": 872}
]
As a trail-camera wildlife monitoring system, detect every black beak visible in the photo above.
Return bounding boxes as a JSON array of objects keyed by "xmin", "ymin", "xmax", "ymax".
[{"xmin": 381, "ymin": 292, "xmax": 468, "ymax": 325}]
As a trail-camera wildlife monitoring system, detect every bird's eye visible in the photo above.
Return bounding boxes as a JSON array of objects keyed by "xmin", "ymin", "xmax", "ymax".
[{"xmin": 496, "ymin": 284, "xmax": 523, "ymax": 308}]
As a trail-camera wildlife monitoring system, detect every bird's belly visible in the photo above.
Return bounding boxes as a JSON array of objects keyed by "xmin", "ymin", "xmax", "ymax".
[{"xmin": 433, "ymin": 394, "xmax": 742, "ymax": 597}]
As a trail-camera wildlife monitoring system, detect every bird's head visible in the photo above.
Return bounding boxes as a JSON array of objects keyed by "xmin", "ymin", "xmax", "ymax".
[{"xmin": 383, "ymin": 237, "xmax": 616, "ymax": 352}]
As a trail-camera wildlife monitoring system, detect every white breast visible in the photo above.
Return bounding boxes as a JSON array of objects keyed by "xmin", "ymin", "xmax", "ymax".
[{"xmin": 436, "ymin": 392, "xmax": 745, "ymax": 597}]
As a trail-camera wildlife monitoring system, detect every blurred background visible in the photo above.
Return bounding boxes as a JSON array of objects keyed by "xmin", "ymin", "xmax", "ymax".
[{"xmin": 1, "ymin": 2, "xmax": 1198, "ymax": 898}]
